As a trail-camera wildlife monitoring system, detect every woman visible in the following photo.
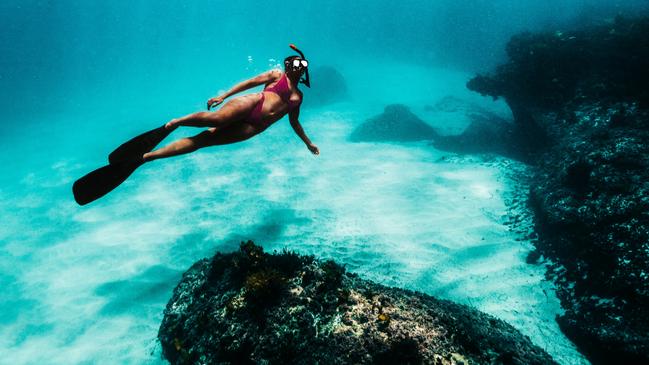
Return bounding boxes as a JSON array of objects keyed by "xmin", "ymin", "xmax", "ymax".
[
  {"xmin": 145, "ymin": 44, "xmax": 319, "ymax": 161},
  {"xmin": 73, "ymin": 44, "xmax": 318, "ymax": 206}
]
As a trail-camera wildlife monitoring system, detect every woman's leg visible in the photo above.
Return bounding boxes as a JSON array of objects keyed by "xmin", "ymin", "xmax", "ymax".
[
  {"xmin": 166, "ymin": 94, "xmax": 261, "ymax": 130},
  {"xmin": 143, "ymin": 123, "xmax": 258, "ymax": 162}
]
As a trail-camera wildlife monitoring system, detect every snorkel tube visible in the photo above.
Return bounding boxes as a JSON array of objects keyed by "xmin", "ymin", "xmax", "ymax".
[{"xmin": 289, "ymin": 43, "xmax": 310, "ymax": 88}]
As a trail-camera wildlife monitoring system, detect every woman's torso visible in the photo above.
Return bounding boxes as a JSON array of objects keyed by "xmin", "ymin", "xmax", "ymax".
[{"xmin": 258, "ymin": 72, "xmax": 302, "ymax": 123}]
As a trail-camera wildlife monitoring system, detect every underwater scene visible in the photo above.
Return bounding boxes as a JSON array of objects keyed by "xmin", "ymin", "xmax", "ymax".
[{"xmin": 2, "ymin": 1, "xmax": 649, "ymax": 364}]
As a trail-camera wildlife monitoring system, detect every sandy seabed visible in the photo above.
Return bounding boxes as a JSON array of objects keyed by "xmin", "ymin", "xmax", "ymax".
[{"xmin": 0, "ymin": 61, "xmax": 588, "ymax": 364}]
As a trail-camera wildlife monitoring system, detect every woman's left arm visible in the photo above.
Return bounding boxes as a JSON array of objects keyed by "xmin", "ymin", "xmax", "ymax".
[{"xmin": 289, "ymin": 106, "xmax": 319, "ymax": 155}]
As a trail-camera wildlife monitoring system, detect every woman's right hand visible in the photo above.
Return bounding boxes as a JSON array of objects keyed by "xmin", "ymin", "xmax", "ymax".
[{"xmin": 207, "ymin": 96, "xmax": 225, "ymax": 110}]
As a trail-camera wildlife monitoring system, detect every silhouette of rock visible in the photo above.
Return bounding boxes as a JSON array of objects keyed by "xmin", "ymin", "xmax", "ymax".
[
  {"xmin": 302, "ymin": 66, "xmax": 348, "ymax": 107},
  {"xmin": 349, "ymin": 104, "xmax": 438, "ymax": 142}
]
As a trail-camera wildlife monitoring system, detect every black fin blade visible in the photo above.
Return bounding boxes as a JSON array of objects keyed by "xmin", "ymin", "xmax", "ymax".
[
  {"xmin": 108, "ymin": 125, "xmax": 171, "ymax": 164},
  {"xmin": 72, "ymin": 160, "xmax": 143, "ymax": 206}
]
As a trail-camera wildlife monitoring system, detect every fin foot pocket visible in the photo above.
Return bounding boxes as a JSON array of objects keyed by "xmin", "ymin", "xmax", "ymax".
[{"xmin": 108, "ymin": 125, "xmax": 171, "ymax": 164}]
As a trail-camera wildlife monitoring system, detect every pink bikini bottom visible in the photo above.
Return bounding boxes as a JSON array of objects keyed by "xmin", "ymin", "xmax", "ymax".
[{"xmin": 246, "ymin": 93, "xmax": 271, "ymax": 130}]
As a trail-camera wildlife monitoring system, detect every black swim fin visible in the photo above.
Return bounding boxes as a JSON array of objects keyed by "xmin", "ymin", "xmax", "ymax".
[
  {"xmin": 108, "ymin": 125, "xmax": 171, "ymax": 164},
  {"xmin": 72, "ymin": 158, "xmax": 144, "ymax": 206}
]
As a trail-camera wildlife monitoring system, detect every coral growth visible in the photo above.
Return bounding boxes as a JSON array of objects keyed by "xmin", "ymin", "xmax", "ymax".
[{"xmin": 159, "ymin": 241, "xmax": 555, "ymax": 364}]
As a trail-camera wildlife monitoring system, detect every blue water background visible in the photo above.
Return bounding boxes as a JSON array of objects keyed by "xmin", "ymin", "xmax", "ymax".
[{"xmin": 2, "ymin": 1, "xmax": 648, "ymax": 364}]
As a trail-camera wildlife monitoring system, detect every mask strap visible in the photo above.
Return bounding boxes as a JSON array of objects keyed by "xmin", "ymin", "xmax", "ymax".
[{"xmin": 289, "ymin": 44, "xmax": 310, "ymax": 87}]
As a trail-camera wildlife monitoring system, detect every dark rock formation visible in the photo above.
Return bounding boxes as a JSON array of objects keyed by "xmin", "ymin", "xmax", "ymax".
[
  {"xmin": 419, "ymin": 96, "xmax": 538, "ymax": 162},
  {"xmin": 466, "ymin": 16, "xmax": 649, "ymax": 364},
  {"xmin": 302, "ymin": 66, "xmax": 348, "ymax": 107},
  {"xmin": 159, "ymin": 241, "xmax": 556, "ymax": 365},
  {"xmin": 528, "ymin": 104, "xmax": 649, "ymax": 364},
  {"xmin": 349, "ymin": 104, "xmax": 438, "ymax": 142},
  {"xmin": 429, "ymin": 106, "xmax": 525, "ymax": 162},
  {"xmin": 467, "ymin": 17, "xmax": 649, "ymax": 110}
]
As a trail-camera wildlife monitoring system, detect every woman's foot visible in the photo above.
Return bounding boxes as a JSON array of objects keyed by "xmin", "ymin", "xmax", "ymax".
[{"xmin": 165, "ymin": 119, "xmax": 179, "ymax": 130}]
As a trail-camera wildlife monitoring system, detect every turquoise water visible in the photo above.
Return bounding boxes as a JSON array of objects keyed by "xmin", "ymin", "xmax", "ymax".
[{"xmin": 2, "ymin": 1, "xmax": 649, "ymax": 364}]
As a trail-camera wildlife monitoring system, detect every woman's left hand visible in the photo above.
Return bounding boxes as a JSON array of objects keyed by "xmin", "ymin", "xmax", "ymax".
[
  {"xmin": 207, "ymin": 96, "xmax": 225, "ymax": 110},
  {"xmin": 308, "ymin": 143, "xmax": 320, "ymax": 155}
]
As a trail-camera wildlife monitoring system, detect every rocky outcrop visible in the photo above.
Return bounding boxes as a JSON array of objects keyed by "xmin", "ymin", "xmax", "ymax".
[
  {"xmin": 349, "ymin": 104, "xmax": 438, "ymax": 142},
  {"xmin": 426, "ymin": 97, "xmax": 532, "ymax": 162},
  {"xmin": 466, "ymin": 16, "xmax": 649, "ymax": 364},
  {"xmin": 467, "ymin": 17, "xmax": 649, "ymax": 110},
  {"xmin": 424, "ymin": 95, "xmax": 537, "ymax": 162},
  {"xmin": 431, "ymin": 113, "xmax": 521, "ymax": 160},
  {"xmin": 159, "ymin": 241, "xmax": 556, "ymax": 365},
  {"xmin": 528, "ymin": 103, "xmax": 649, "ymax": 364}
]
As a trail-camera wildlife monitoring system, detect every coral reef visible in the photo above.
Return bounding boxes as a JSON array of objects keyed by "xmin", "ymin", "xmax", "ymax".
[
  {"xmin": 529, "ymin": 104, "xmax": 649, "ymax": 364},
  {"xmin": 349, "ymin": 104, "xmax": 438, "ymax": 142},
  {"xmin": 466, "ymin": 16, "xmax": 649, "ymax": 364},
  {"xmin": 158, "ymin": 241, "xmax": 556, "ymax": 364}
]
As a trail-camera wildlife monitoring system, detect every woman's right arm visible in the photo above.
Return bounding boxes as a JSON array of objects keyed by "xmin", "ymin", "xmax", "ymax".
[
  {"xmin": 223, "ymin": 69, "xmax": 280, "ymax": 98},
  {"xmin": 208, "ymin": 70, "xmax": 281, "ymax": 110}
]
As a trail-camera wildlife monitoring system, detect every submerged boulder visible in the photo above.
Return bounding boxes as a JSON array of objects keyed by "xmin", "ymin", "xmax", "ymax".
[
  {"xmin": 349, "ymin": 104, "xmax": 438, "ymax": 142},
  {"xmin": 302, "ymin": 66, "xmax": 348, "ymax": 107},
  {"xmin": 159, "ymin": 241, "xmax": 556, "ymax": 365}
]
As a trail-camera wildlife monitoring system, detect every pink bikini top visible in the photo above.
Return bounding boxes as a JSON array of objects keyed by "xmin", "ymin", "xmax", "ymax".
[{"xmin": 264, "ymin": 73, "xmax": 302, "ymax": 109}]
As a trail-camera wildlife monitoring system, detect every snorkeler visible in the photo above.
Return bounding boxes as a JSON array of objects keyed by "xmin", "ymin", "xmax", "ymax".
[{"xmin": 73, "ymin": 44, "xmax": 318, "ymax": 206}]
